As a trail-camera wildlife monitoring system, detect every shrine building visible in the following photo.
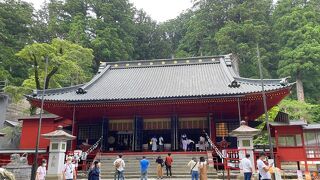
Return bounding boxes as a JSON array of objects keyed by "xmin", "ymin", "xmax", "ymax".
[{"xmin": 22, "ymin": 55, "xmax": 293, "ymax": 152}]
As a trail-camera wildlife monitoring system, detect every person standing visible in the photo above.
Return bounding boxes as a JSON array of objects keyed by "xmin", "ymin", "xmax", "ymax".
[
  {"xmin": 151, "ymin": 136, "xmax": 158, "ymax": 152},
  {"xmin": 62, "ymin": 156, "xmax": 76, "ymax": 180},
  {"xmin": 165, "ymin": 153, "xmax": 173, "ymax": 177},
  {"xmin": 199, "ymin": 157, "xmax": 207, "ymax": 180},
  {"xmin": 140, "ymin": 156, "xmax": 150, "ymax": 180},
  {"xmin": 36, "ymin": 159, "xmax": 47, "ymax": 180},
  {"xmin": 155, "ymin": 156, "xmax": 164, "ymax": 179},
  {"xmin": 88, "ymin": 160, "xmax": 101, "ymax": 180},
  {"xmin": 187, "ymin": 139, "xmax": 195, "ymax": 151},
  {"xmin": 257, "ymin": 152, "xmax": 272, "ymax": 180},
  {"xmin": 159, "ymin": 136, "xmax": 164, "ymax": 152},
  {"xmin": 240, "ymin": 154, "xmax": 253, "ymax": 180},
  {"xmin": 199, "ymin": 136, "xmax": 206, "ymax": 152},
  {"xmin": 188, "ymin": 157, "xmax": 199, "ymax": 180},
  {"xmin": 182, "ymin": 134, "xmax": 188, "ymax": 152},
  {"xmin": 114, "ymin": 154, "xmax": 125, "ymax": 180}
]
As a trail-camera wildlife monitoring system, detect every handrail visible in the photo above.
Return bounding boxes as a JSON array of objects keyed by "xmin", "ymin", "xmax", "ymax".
[
  {"xmin": 204, "ymin": 132, "xmax": 225, "ymax": 159},
  {"xmin": 81, "ymin": 136, "xmax": 103, "ymax": 160}
]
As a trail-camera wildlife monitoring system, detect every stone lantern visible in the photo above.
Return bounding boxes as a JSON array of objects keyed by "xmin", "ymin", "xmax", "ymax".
[
  {"xmin": 42, "ymin": 125, "xmax": 76, "ymax": 180},
  {"xmin": 229, "ymin": 121, "xmax": 260, "ymax": 170}
]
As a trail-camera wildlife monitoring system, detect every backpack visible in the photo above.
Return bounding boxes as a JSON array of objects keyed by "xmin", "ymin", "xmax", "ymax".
[{"xmin": 115, "ymin": 160, "xmax": 121, "ymax": 169}]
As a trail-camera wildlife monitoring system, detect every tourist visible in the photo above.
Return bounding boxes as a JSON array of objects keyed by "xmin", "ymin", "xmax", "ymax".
[
  {"xmin": 36, "ymin": 159, "xmax": 47, "ymax": 180},
  {"xmin": 199, "ymin": 136, "xmax": 206, "ymax": 151},
  {"xmin": 257, "ymin": 152, "xmax": 272, "ymax": 180},
  {"xmin": 114, "ymin": 154, "xmax": 125, "ymax": 180},
  {"xmin": 181, "ymin": 133, "xmax": 187, "ymax": 150},
  {"xmin": 182, "ymin": 134, "xmax": 188, "ymax": 152},
  {"xmin": 240, "ymin": 153, "xmax": 253, "ymax": 180},
  {"xmin": 151, "ymin": 136, "xmax": 158, "ymax": 152},
  {"xmin": 62, "ymin": 156, "xmax": 76, "ymax": 180},
  {"xmin": 140, "ymin": 156, "xmax": 150, "ymax": 180},
  {"xmin": 199, "ymin": 157, "xmax": 207, "ymax": 180},
  {"xmin": 159, "ymin": 136, "xmax": 164, "ymax": 152},
  {"xmin": 187, "ymin": 157, "xmax": 199, "ymax": 180},
  {"xmin": 88, "ymin": 160, "xmax": 101, "ymax": 180},
  {"xmin": 165, "ymin": 153, "xmax": 173, "ymax": 177},
  {"xmin": 155, "ymin": 156, "xmax": 164, "ymax": 179},
  {"xmin": 187, "ymin": 138, "xmax": 195, "ymax": 151}
]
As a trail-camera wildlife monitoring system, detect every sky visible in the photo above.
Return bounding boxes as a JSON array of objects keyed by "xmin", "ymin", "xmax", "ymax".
[{"xmin": 23, "ymin": 0, "xmax": 194, "ymax": 22}]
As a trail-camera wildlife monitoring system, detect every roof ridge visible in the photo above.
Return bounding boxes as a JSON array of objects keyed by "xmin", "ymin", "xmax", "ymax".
[
  {"xmin": 102, "ymin": 56, "xmax": 223, "ymax": 69},
  {"xmin": 31, "ymin": 84, "xmax": 84, "ymax": 96},
  {"xmin": 81, "ymin": 65, "xmax": 111, "ymax": 90},
  {"xmin": 111, "ymin": 61, "xmax": 220, "ymax": 70},
  {"xmin": 219, "ymin": 58, "xmax": 235, "ymax": 83},
  {"xmin": 105, "ymin": 55, "xmax": 225, "ymax": 64}
]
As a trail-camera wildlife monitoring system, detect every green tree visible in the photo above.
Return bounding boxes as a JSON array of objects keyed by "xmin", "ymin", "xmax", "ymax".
[
  {"xmin": 214, "ymin": 0, "xmax": 275, "ymax": 78},
  {"xmin": 0, "ymin": 0, "xmax": 34, "ymax": 85},
  {"xmin": 16, "ymin": 39, "xmax": 94, "ymax": 89},
  {"xmin": 273, "ymin": 0, "xmax": 320, "ymax": 102}
]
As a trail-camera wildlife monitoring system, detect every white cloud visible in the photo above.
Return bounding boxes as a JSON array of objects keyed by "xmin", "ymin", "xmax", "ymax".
[
  {"xmin": 129, "ymin": 0, "xmax": 193, "ymax": 22},
  {"xmin": 23, "ymin": 0, "xmax": 193, "ymax": 22}
]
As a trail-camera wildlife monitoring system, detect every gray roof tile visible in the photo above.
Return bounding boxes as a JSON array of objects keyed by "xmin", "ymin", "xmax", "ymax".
[{"xmin": 28, "ymin": 56, "xmax": 292, "ymax": 102}]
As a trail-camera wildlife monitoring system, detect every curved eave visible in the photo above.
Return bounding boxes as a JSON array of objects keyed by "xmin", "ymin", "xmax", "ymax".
[{"xmin": 27, "ymin": 84, "xmax": 292, "ymax": 104}]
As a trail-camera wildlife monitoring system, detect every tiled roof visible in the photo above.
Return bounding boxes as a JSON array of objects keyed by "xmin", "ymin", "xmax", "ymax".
[
  {"xmin": 42, "ymin": 126, "xmax": 75, "ymax": 140},
  {"xmin": 303, "ymin": 124, "xmax": 320, "ymax": 130},
  {"xmin": 27, "ymin": 55, "xmax": 292, "ymax": 102},
  {"xmin": 269, "ymin": 120, "xmax": 307, "ymax": 126}
]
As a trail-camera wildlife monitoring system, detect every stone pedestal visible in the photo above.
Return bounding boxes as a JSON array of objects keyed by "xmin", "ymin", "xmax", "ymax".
[
  {"xmin": 42, "ymin": 126, "xmax": 76, "ymax": 180},
  {"xmin": 4, "ymin": 154, "xmax": 31, "ymax": 180}
]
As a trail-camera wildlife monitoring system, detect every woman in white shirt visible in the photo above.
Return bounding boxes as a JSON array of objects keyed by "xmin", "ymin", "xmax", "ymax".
[
  {"xmin": 36, "ymin": 159, "xmax": 47, "ymax": 180},
  {"xmin": 187, "ymin": 157, "xmax": 199, "ymax": 180}
]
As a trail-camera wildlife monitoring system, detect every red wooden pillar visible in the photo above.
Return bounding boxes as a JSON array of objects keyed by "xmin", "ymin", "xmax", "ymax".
[
  {"xmin": 275, "ymin": 129, "xmax": 281, "ymax": 169},
  {"xmin": 71, "ymin": 122, "xmax": 78, "ymax": 150},
  {"xmin": 210, "ymin": 114, "xmax": 216, "ymax": 142},
  {"xmin": 301, "ymin": 129, "xmax": 309, "ymax": 171}
]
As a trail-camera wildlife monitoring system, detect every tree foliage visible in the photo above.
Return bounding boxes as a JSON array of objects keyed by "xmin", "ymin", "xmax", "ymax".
[{"xmin": 16, "ymin": 39, "xmax": 94, "ymax": 89}]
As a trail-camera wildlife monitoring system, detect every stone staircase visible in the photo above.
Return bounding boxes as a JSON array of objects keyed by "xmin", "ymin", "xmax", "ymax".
[{"xmin": 84, "ymin": 152, "xmax": 221, "ymax": 179}]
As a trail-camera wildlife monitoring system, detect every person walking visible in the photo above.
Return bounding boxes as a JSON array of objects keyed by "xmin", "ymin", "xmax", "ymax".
[
  {"xmin": 114, "ymin": 154, "xmax": 125, "ymax": 180},
  {"xmin": 240, "ymin": 154, "xmax": 253, "ymax": 180},
  {"xmin": 165, "ymin": 153, "xmax": 173, "ymax": 177},
  {"xmin": 187, "ymin": 157, "xmax": 199, "ymax": 180},
  {"xmin": 155, "ymin": 156, "xmax": 164, "ymax": 179},
  {"xmin": 140, "ymin": 156, "xmax": 150, "ymax": 180},
  {"xmin": 36, "ymin": 159, "xmax": 47, "ymax": 180},
  {"xmin": 199, "ymin": 157, "xmax": 207, "ymax": 180},
  {"xmin": 62, "ymin": 156, "xmax": 76, "ymax": 180},
  {"xmin": 88, "ymin": 160, "xmax": 101, "ymax": 180},
  {"xmin": 257, "ymin": 152, "xmax": 272, "ymax": 180}
]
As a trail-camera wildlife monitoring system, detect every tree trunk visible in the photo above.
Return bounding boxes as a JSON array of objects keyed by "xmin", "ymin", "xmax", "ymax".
[
  {"xmin": 32, "ymin": 54, "xmax": 41, "ymax": 90},
  {"xmin": 296, "ymin": 70, "xmax": 305, "ymax": 102},
  {"xmin": 45, "ymin": 66, "xmax": 59, "ymax": 89}
]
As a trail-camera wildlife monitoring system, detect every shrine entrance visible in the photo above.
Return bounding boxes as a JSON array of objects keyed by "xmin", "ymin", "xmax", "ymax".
[{"xmin": 178, "ymin": 117, "xmax": 209, "ymax": 148}]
